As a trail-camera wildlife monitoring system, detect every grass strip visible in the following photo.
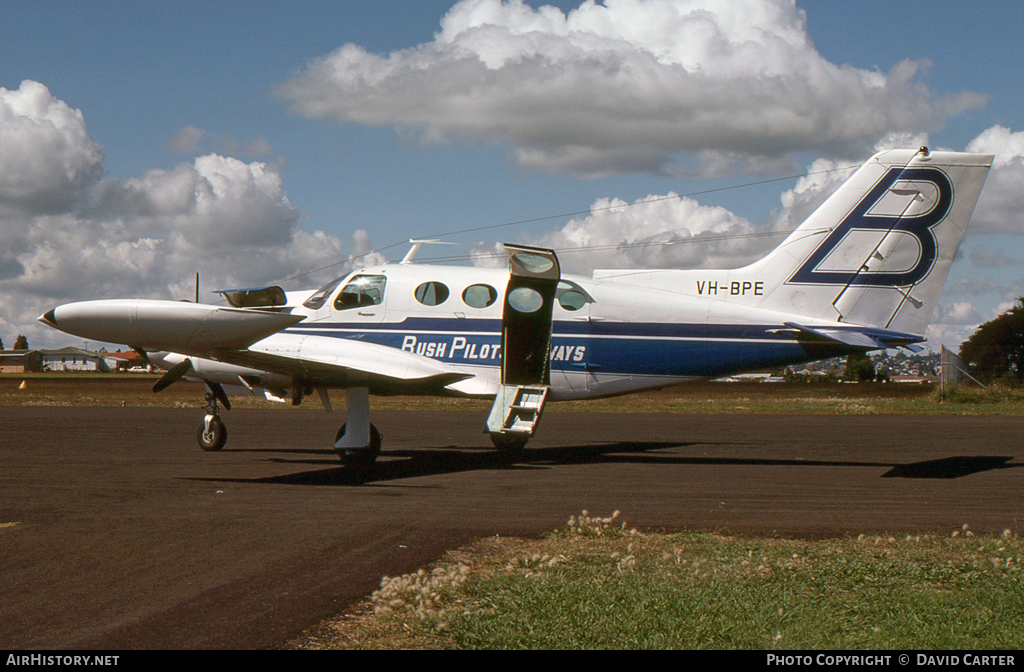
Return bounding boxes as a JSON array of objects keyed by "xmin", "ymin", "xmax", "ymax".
[
  {"xmin": 4, "ymin": 376, "xmax": 1024, "ymax": 415},
  {"xmin": 288, "ymin": 513, "xmax": 1024, "ymax": 650}
]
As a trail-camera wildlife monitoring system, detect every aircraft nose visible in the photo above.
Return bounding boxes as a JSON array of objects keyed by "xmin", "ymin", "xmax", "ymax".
[{"xmin": 37, "ymin": 308, "xmax": 58, "ymax": 328}]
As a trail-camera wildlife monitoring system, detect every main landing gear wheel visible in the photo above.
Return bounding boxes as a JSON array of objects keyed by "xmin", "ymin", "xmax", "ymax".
[
  {"xmin": 335, "ymin": 423, "xmax": 382, "ymax": 467},
  {"xmin": 198, "ymin": 415, "xmax": 227, "ymax": 452},
  {"xmin": 490, "ymin": 433, "xmax": 529, "ymax": 460}
]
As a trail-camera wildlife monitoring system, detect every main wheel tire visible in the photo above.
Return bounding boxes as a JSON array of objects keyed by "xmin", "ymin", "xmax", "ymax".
[
  {"xmin": 490, "ymin": 433, "xmax": 528, "ymax": 459},
  {"xmin": 335, "ymin": 423, "xmax": 382, "ymax": 467},
  {"xmin": 197, "ymin": 416, "xmax": 227, "ymax": 452}
]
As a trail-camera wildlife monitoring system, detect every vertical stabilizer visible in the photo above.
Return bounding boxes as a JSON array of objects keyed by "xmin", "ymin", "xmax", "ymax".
[{"xmin": 751, "ymin": 147, "xmax": 992, "ymax": 334}]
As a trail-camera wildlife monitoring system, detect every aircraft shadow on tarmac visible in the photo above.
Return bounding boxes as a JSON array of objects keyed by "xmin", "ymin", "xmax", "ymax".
[
  {"xmin": 880, "ymin": 456, "xmax": 1018, "ymax": 479},
  {"xmin": 187, "ymin": 441, "xmax": 1022, "ymax": 487}
]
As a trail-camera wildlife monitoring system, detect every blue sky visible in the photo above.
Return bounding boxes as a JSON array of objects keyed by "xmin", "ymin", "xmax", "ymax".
[{"xmin": 2, "ymin": 0, "xmax": 1023, "ymax": 350}]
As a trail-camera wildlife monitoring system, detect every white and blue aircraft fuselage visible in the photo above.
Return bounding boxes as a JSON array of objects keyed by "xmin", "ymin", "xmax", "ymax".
[{"xmin": 39, "ymin": 148, "xmax": 994, "ymax": 464}]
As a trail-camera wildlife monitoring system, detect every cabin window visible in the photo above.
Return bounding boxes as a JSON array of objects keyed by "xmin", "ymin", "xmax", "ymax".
[
  {"xmin": 557, "ymin": 290, "xmax": 586, "ymax": 311},
  {"xmin": 511, "ymin": 252, "xmax": 555, "ymax": 275},
  {"xmin": 303, "ymin": 277, "xmax": 343, "ymax": 310},
  {"xmin": 555, "ymin": 281, "xmax": 591, "ymax": 312},
  {"xmin": 462, "ymin": 284, "xmax": 497, "ymax": 309},
  {"xmin": 414, "ymin": 281, "xmax": 450, "ymax": 306},
  {"xmin": 334, "ymin": 275, "xmax": 387, "ymax": 310},
  {"xmin": 507, "ymin": 287, "xmax": 543, "ymax": 313}
]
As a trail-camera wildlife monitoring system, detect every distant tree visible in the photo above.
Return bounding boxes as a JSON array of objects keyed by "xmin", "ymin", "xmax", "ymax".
[
  {"xmin": 842, "ymin": 351, "xmax": 875, "ymax": 382},
  {"xmin": 959, "ymin": 298, "xmax": 1024, "ymax": 383},
  {"xmin": 0, "ymin": 336, "xmax": 4, "ymax": 350},
  {"xmin": 13, "ymin": 335, "xmax": 28, "ymax": 350}
]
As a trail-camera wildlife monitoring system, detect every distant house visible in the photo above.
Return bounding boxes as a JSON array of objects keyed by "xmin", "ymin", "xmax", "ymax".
[
  {"xmin": 891, "ymin": 374, "xmax": 938, "ymax": 384},
  {"xmin": 102, "ymin": 350, "xmax": 150, "ymax": 372},
  {"xmin": 0, "ymin": 350, "xmax": 42, "ymax": 373},
  {"xmin": 791, "ymin": 368, "xmax": 829, "ymax": 378},
  {"xmin": 38, "ymin": 347, "xmax": 111, "ymax": 372},
  {"xmin": 713, "ymin": 372, "xmax": 787, "ymax": 383}
]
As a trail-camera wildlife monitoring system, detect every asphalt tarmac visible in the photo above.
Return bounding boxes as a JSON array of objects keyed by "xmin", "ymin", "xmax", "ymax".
[{"xmin": 1, "ymin": 407, "xmax": 1021, "ymax": 649}]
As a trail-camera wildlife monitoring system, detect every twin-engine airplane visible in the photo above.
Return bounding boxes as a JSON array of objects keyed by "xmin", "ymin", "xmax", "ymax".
[{"xmin": 39, "ymin": 147, "xmax": 992, "ymax": 465}]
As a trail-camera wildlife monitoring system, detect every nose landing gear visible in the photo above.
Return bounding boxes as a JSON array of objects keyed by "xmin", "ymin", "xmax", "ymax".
[
  {"xmin": 198, "ymin": 414, "xmax": 227, "ymax": 451},
  {"xmin": 196, "ymin": 383, "xmax": 231, "ymax": 452}
]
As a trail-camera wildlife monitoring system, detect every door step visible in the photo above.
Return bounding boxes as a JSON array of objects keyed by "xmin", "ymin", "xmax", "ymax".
[{"xmin": 485, "ymin": 384, "xmax": 549, "ymax": 437}]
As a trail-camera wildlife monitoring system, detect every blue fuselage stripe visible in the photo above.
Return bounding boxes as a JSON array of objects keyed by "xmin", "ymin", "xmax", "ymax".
[{"xmin": 286, "ymin": 317, "xmax": 832, "ymax": 378}]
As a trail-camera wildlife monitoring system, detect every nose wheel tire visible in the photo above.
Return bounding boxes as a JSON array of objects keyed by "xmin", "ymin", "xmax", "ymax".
[
  {"xmin": 335, "ymin": 423, "xmax": 382, "ymax": 467},
  {"xmin": 198, "ymin": 415, "xmax": 228, "ymax": 451}
]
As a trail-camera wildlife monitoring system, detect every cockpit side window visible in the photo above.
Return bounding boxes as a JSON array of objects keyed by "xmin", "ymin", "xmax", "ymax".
[
  {"xmin": 334, "ymin": 275, "xmax": 387, "ymax": 311},
  {"xmin": 303, "ymin": 277, "xmax": 343, "ymax": 310}
]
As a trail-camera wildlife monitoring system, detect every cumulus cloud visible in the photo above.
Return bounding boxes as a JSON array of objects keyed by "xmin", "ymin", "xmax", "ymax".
[
  {"xmin": 278, "ymin": 0, "xmax": 985, "ymax": 177},
  {"xmin": 0, "ymin": 81, "xmax": 366, "ymax": 348},
  {"xmin": 924, "ymin": 301, "xmax": 985, "ymax": 352},
  {"xmin": 486, "ymin": 152, "xmax": 859, "ymax": 275},
  {"xmin": 0, "ymin": 80, "xmax": 104, "ymax": 213},
  {"xmin": 94, "ymin": 154, "xmax": 301, "ymax": 250},
  {"xmin": 933, "ymin": 301, "xmax": 981, "ymax": 325},
  {"xmin": 478, "ymin": 192, "xmax": 764, "ymax": 274},
  {"xmin": 164, "ymin": 125, "xmax": 208, "ymax": 154},
  {"xmin": 925, "ymin": 324, "xmax": 977, "ymax": 353},
  {"xmin": 966, "ymin": 125, "xmax": 1024, "ymax": 234},
  {"xmin": 164, "ymin": 125, "xmax": 274, "ymax": 158}
]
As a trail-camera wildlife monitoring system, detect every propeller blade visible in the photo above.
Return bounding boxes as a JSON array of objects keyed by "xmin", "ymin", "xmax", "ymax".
[{"xmin": 153, "ymin": 359, "xmax": 193, "ymax": 393}]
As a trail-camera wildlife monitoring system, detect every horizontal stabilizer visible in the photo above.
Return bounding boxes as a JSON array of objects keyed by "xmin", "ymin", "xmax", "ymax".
[{"xmin": 783, "ymin": 321, "xmax": 923, "ymax": 351}]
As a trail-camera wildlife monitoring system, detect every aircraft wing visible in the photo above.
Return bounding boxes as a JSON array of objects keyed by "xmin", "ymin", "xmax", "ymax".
[
  {"xmin": 39, "ymin": 297, "xmax": 474, "ymax": 395},
  {"xmin": 212, "ymin": 336, "xmax": 472, "ymax": 395}
]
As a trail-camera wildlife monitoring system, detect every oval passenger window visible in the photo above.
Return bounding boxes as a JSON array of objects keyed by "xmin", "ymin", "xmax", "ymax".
[
  {"xmin": 414, "ymin": 281, "xmax": 449, "ymax": 306},
  {"xmin": 507, "ymin": 287, "xmax": 543, "ymax": 313},
  {"xmin": 462, "ymin": 284, "xmax": 497, "ymax": 308},
  {"xmin": 511, "ymin": 252, "xmax": 554, "ymax": 275}
]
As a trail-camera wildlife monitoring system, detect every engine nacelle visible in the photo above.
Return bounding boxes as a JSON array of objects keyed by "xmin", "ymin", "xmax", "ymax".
[{"xmin": 148, "ymin": 351, "xmax": 295, "ymax": 401}]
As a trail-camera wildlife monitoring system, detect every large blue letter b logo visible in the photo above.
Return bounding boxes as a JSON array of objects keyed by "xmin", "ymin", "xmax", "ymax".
[{"xmin": 789, "ymin": 167, "xmax": 952, "ymax": 288}]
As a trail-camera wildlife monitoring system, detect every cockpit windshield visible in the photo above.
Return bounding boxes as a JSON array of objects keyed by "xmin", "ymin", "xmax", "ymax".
[{"xmin": 302, "ymin": 276, "xmax": 344, "ymax": 310}]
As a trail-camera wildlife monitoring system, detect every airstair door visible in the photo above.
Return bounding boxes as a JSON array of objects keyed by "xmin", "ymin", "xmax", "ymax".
[{"xmin": 486, "ymin": 245, "xmax": 560, "ymax": 440}]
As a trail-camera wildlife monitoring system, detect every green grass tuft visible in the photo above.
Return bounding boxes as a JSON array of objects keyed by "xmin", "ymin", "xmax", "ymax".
[{"xmin": 287, "ymin": 517, "xmax": 1024, "ymax": 650}]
